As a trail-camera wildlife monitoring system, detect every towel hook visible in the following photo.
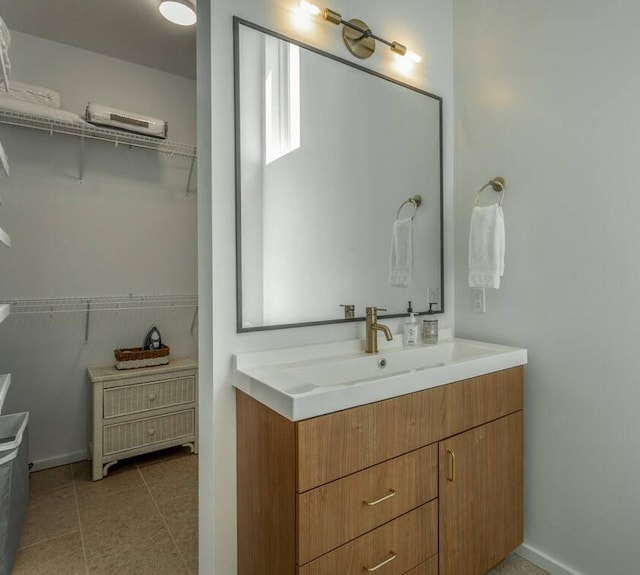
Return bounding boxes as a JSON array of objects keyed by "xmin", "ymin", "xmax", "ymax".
[
  {"xmin": 396, "ymin": 195, "xmax": 422, "ymax": 220},
  {"xmin": 474, "ymin": 177, "xmax": 505, "ymax": 207}
]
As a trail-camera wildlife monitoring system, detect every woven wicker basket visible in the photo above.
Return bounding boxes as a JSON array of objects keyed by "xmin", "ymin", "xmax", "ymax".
[{"xmin": 114, "ymin": 345, "xmax": 170, "ymax": 370}]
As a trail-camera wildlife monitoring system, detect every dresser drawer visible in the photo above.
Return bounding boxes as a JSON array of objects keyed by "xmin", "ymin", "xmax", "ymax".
[
  {"xmin": 103, "ymin": 375, "xmax": 195, "ymax": 419},
  {"xmin": 297, "ymin": 445, "xmax": 437, "ymax": 565},
  {"xmin": 297, "ymin": 501, "xmax": 437, "ymax": 575},
  {"xmin": 296, "ymin": 367, "xmax": 523, "ymax": 491},
  {"xmin": 103, "ymin": 409, "xmax": 195, "ymax": 455}
]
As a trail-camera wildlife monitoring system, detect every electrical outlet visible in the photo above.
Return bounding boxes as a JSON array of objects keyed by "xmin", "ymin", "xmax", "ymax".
[
  {"xmin": 471, "ymin": 287, "xmax": 486, "ymax": 313},
  {"xmin": 427, "ymin": 286, "xmax": 441, "ymax": 309}
]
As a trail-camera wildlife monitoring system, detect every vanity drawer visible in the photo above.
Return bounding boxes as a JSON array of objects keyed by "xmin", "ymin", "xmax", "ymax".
[
  {"xmin": 297, "ymin": 500, "xmax": 437, "ymax": 575},
  {"xmin": 405, "ymin": 556, "xmax": 438, "ymax": 575},
  {"xmin": 103, "ymin": 375, "xmax": 196, "ymax": 419},
  {"xmin": 103, "ymin": 409, "xmax": 195, "ymax": 455},
  {"xmin": 297, "ymin": 444, "xmax": 437, "ymax": 565},
  {"xmin": 296, "ymin": 367, "xmax": 522, "ymax": 491}
]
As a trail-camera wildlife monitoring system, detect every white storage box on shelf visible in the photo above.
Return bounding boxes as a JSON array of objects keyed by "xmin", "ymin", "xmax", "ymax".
[
  {"xmin": 0, "ymin": 412, "xmax": 29, "ymax": 575},
  {"xmin": 85, "ymin": 102, "xmax": 168, "ymax": 139}
]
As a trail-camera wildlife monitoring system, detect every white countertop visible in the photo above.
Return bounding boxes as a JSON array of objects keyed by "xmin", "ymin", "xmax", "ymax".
[{"xmin": 233, "ymin": 331, "xmax": 527, "ymax": 421}]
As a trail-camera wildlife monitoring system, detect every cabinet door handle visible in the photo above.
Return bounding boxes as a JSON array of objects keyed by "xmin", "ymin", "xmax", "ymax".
[
  {"xmin": 363, "ymin": 489, "xmax": 396, "ymax": 506},
  {"xmin": 447, "ymin": 449, "xmax": 456, "ymax": 482},
  {"xmin": 364, "ymin": 551, "xmax": 396, "ymax": 572},
  {"xmin": 148, "ymin": 429, "xmax": 156, "ymax": 436},
  {"xmin": 148, "ymin": 393, "xmax": 157, "ymax": 401}
]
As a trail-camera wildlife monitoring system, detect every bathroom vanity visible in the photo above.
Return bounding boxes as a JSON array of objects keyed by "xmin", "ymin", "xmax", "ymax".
[{"xmin": 234, "ymin": 336, "xmax": 526, "ymax": 575}]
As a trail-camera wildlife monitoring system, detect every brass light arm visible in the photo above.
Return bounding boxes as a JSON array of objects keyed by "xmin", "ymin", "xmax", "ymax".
[{"xmin": 300, "ymin": 1, "xmax": 421, "ymax": 62}]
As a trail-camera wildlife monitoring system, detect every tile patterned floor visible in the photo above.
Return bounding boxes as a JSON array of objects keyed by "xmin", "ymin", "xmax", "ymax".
[
  {"xmin": 12, "ymin": 447, "xmax": 547, "ymax": 575},
  {"xmin": 490, "ymin": 553, "xmax": 550, "ymax": 574},
  {"xmin": 12, "ymin": 447, "xmax": 197, "ymax": 575}
]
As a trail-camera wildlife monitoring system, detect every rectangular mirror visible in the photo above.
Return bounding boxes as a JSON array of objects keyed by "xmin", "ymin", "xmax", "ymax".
[{"xmin": 234, "ymin": 17, "xmax": 443, "ymax": 331}]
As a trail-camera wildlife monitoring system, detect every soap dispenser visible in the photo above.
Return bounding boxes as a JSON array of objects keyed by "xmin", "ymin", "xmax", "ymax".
[
  {"xmin": 422, "ymin": 303, "xmax": 438, "ymax": 345},
  {"xmin": 403, "ymin": 301, "xmax": 420, "ymax": 346}
]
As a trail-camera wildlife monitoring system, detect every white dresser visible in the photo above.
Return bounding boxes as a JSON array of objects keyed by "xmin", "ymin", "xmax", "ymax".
[{"xmin": 88, "ymin": 358, "xmax": 198, "ymax": 481}]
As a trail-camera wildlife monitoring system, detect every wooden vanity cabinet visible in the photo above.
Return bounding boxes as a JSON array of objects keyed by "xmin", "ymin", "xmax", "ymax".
[
  {"xmin": 236, "ymin": 366, "xmax": 523, "ymax": 575},
  {"xmin": 439, "ymin": 411, "xmax": 523, "ymax": 575}
]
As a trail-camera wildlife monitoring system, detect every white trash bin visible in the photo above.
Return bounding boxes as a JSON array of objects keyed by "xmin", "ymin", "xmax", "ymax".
[{"xmin": 0, "ymin": 412, "xmax": 29, "ymax": 575}]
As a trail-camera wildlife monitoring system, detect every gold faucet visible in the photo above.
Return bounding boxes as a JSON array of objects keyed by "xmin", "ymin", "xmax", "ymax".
[{"xmin": 365, "ymin": 307, "xmax": 393, "ymax": 354}]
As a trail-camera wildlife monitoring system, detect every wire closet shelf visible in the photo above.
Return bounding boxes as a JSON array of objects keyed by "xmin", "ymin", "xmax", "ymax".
[
  {"xmin": 0, "ymin": 110, "xmax": 197, "ymax": 158},
  {"xmin": 3, "ymin": 294, "xmax": 199, "ymax": 315}
]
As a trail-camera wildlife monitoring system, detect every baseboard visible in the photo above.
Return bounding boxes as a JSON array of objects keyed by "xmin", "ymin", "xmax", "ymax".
[
  {"xmin": 516, "ymin": 543, "xmax": 583, "ymax": 575},
  {"xmin": 30, "ymin": 450, "xmax": 89, "ymax": 472}
]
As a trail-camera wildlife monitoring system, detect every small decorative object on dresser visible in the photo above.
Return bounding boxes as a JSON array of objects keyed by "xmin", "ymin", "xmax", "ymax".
[
  {"xmin": 142, "ymin": 324, "xmax": 163, "ymax": 350},
  {"xmin": 114, "ymin": 325, "xmax": 168, "ymax": 369},
  {"xmin": 88, "ymin": 358, "xmax": 198, "ymax": 481}
]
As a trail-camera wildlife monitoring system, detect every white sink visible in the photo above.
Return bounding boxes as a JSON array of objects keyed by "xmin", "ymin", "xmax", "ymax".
[{"xmin": 233, "ymin": 330, "xmax": 527, "ymax": 421}]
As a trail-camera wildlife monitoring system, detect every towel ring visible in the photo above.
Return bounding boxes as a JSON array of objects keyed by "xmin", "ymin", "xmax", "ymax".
[
  {"xmin": 396, "ymin": 195, "xmax": 422, "ymax": 220},
  {"xmin": 474, "ymin": 177, "xmax": 506, "ymax": 207}
]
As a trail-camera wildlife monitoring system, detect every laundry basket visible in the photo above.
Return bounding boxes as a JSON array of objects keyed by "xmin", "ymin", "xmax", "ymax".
[{"xmin": 0, "ymin": 412, "xmax": 29, "ymax": 575}]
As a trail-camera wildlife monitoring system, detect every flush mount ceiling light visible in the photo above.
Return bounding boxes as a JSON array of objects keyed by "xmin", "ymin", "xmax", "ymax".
[
  {"xmin": 298, "ymin": 0, "xmax": 421, "ymax": 63},
  {"xmin": 159, "ymin": 0, "xmax": 196, "ymax": 26}
]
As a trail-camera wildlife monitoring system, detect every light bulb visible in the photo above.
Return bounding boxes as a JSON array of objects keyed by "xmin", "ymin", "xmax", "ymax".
[
  {"xmin": 406, "ymin": 50, "xmax": 422, "ymax": 64},
  {"xmin": 159, "ymin": 1, "xmax": 196, "ymax": 26},
  {"xmin": 299, "ymin": 0, "xmax": 321, "ymax": 15}
]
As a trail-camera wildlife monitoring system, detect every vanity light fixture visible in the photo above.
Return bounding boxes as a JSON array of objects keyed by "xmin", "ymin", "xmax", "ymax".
[
  {"xmin": 159, "ymin": 0, "xmax": 196, "ymax": 26},
  {"xmin": 298, "ymin": 0, "xmax": 421, "ymax": 63}
]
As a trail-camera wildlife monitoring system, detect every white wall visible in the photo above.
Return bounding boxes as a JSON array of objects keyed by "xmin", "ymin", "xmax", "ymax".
[
  {"xmin": 454, "ymin": 2, "xmax": 640, "ymax": 574},
  {"xmin": 0, "ymin": 32, "xmax": 197, "ymax": 468},
  {"xmin": 201, "ymin": 0, "xmax": 454, "ymax": 572}
]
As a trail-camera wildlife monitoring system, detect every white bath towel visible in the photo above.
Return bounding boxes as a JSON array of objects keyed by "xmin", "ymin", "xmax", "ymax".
[
  {"xmin": 389, "ymin": 217, "xmax": 413, "ymax": 287},
  {"xmin": 468, "ymin": 204, "xmax": 505, "ymax": 289}
]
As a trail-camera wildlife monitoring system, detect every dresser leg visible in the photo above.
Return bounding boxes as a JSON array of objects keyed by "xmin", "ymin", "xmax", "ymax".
[
  {"xmin": 92, "ymin": 458, "xmax": 103, "ymax": 481},
  {"xmin": 103, "ymin": 460, "xmax": 119, "ymax": 478}
]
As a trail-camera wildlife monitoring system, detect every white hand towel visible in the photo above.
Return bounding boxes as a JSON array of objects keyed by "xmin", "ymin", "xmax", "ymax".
[
  {"xmin": 389, "ymin": 217, "xmax": 413, "ymax": 287},
  {"xmin": 468, "ymin": 204, "xmax": 505, "ymax": 289}
]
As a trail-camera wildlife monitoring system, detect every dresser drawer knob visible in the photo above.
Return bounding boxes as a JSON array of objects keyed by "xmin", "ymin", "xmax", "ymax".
[
  {"xmin": 364, "ymin": 551, "xmax": 396, "ymax": 572},
  {"xmin": 148, "ymin": 429, "xmax": 156, "ymax": 436},
  {"xmin": 148, "ymin": 393, "xmax": 157, "ymax": 401},
  {"xmin": 363, "ymin": 489, "xmax": 396, "ymax": 506}
]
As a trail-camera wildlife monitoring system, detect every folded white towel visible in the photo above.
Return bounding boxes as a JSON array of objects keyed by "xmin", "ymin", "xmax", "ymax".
[
  {"xmin": 0, "ymin": 94, "xmax": 88, "ymax": 124},
  {"xmin": 0, "ymin": 80, "xmax": 61, "ymax": 109},
  {"xmin": 389, "ymin": 217, "xmax": 413, "ymax": 287},
  {"xmin": 469, "ymin": 204, "xmax": 505, "ymax": 289}
]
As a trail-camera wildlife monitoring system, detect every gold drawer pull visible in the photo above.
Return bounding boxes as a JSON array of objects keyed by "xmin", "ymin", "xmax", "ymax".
[
  {"xmin": 447, "ymin": 449, "xmax": 456, "ymax": 482},
  {"xmin": 148, "ymin": 393, "xmax": 157, "ymax": 401},
  {"xmin": 364, "ymin": 551, "xmax": 396, "ymax": 572},
  {"xmin": 364, "ymin": 489, "xmax": 396, "ymax": 506}
]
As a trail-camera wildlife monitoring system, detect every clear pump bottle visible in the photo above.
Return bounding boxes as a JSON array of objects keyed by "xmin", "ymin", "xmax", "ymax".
[{"xmin": 403, "ymin": 301, "xmax": 420, "ymax": 346}]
